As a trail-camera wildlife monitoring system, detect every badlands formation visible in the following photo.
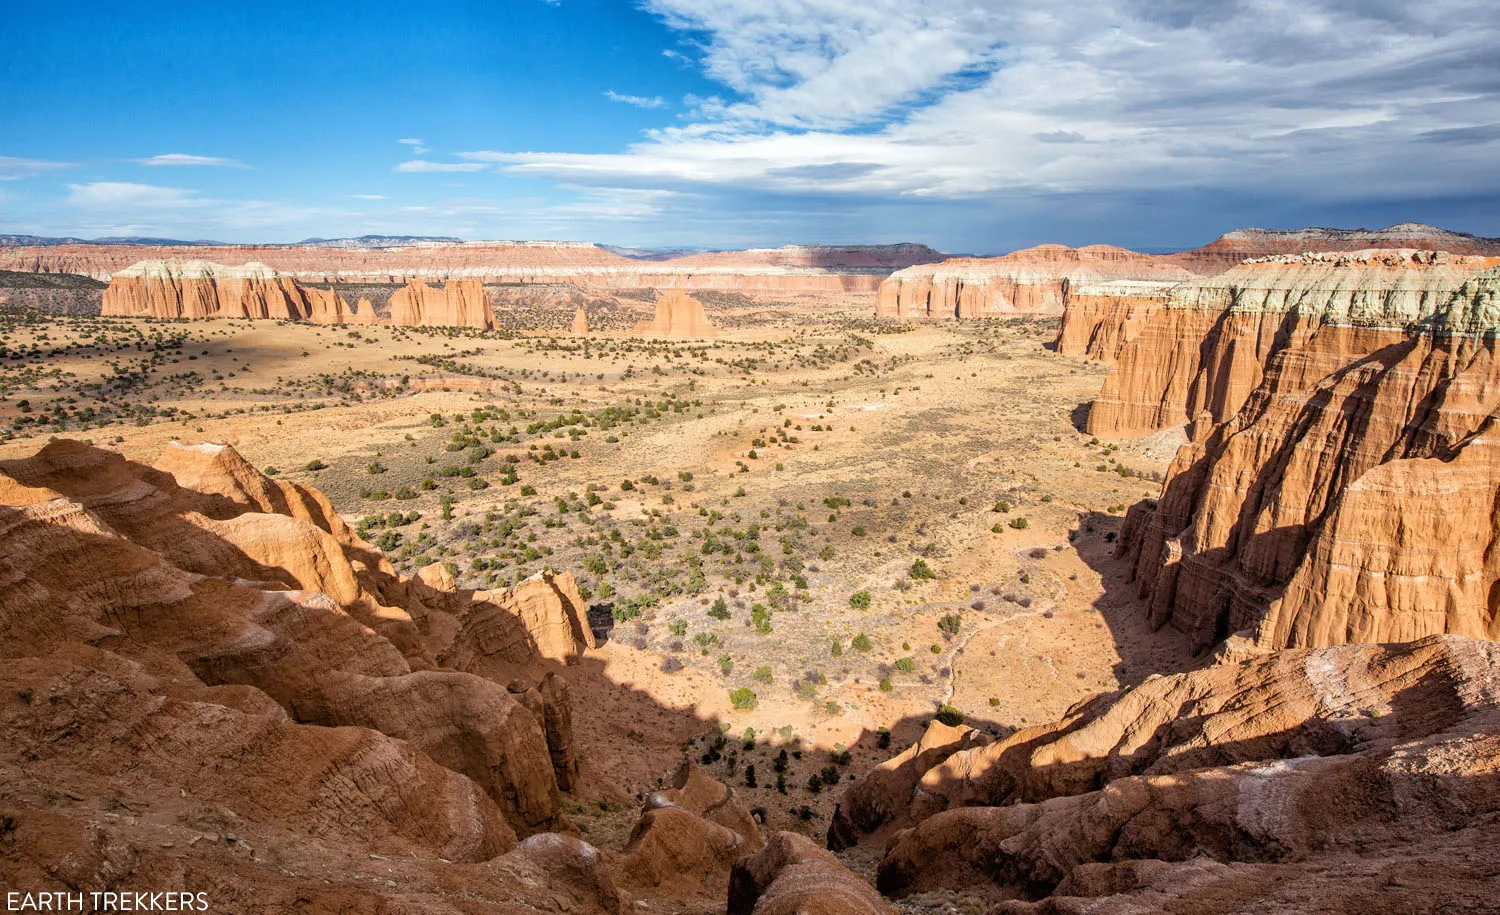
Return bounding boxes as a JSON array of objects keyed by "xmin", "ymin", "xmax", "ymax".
[{"xmin": 2, "ymin": 224, "xmax": 1500, "ymax": 912}]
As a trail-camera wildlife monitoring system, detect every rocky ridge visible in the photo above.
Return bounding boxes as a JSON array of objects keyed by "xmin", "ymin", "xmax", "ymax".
[
  {"xmin": 0, "ymin": 439, "xmax": 629, "ymax": 907},
  {"xmin": 1078, "ymin": 250, "xmax": 1500, "ymax": 437},
  {"xmin": 834, "ymin": 636, "xmax": 1500, "ymax": 912}
]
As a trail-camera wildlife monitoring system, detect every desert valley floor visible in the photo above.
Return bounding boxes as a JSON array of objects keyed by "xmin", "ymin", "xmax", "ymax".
[{"xmin": 0, "ymin": 292, "xmax": 1192, "ymax": 892}]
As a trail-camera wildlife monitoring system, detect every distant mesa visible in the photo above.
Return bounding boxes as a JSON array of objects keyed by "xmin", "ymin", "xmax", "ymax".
[
  {"xmin": 876, "ymin": 244, "xmax": 1198, "ymax": 320},
  {"xmin": 875, "ymin": 223, "xmax": 1500, "ymax": 321},
  {"xmin": 571, "ymin": 306, "xmax": 590, "ymax": 335},
  {"xmin": 0, "ymin": 238, "xmax": 947, "ymax": 293},
  {"xmin": 632, "ymin": 289, "xmax": 718, "ymax": 340},
  {"xmin": 388, "ymin": 278, "xmax": 496, "ymax": 329}
]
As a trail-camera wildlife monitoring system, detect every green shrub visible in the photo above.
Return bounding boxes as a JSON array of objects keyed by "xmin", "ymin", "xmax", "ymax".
[
  {"xmin": 729, "ymin": 688, "xmax": 758, "ymax": 710},
  {"xmin": 910, "ymin": 559, "xmax": 937, "ymax": 580},
  {"xmin": 848, "ymin": 590, "xmax": 872, "ymax": 610},
  {"xmin": 894, "ymin": 657, "xmax": 916, "ymax": 673},
  {"xmin": 935, "ymin": 704, "xmax": 964, "ymax": 726},
  {"xmin": 851, "ymin": 633, "xmax": 873, "ymax": 652}
]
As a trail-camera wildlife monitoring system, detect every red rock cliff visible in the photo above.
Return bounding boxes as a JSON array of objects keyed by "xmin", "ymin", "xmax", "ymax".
[
  {"xmin": 1113, "ymin": 262, "xmax": 1500, "ymax": 652},
  {"xmin": 101, "ymin": 260, "xmax": 362, "ymax": 322},
  {"xmin": 1084, "ymin": 250, "xmax": 1500, "ymax": 439},
  {"xmin": 388, "ymin": 278, "xmax": 497, "ymax": 328}
]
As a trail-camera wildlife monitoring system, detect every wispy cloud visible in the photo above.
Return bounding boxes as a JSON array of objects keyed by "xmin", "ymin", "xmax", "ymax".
[
  {"xmin": 0, "ymin": 155, "xmax": 73, "ymax": 180},
  {"xmin": 396, "ymin": 160, "xmax": 487, "ymax": 173},
  {"xmin": 605, "ymin": 89, "xmax": 667, "ymax": 109},
  {"xmin": 67, "ymin": 182, "xmax": 205, "ymax": 207},
  {"xmin": 398, "ymin": 137, "xmax": 430, "ymax": 155},
  {"xmin": 346, "ymin": 193, "xmax": 390, "ymax": 200},
  {"xmin": 452, "ymin": 0, "xmax": 1500, "ymax": 209},
  {"xmin": 134, "ymin": 153, "xmax": 250, "ymax": 168}
]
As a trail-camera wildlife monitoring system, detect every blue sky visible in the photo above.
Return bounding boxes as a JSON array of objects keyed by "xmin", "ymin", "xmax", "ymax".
[{"xmin": 4, "ymin": 0, "xmax": 1500, "ymax": 253}]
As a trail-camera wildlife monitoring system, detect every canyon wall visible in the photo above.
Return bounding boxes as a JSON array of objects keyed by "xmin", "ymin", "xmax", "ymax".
[
  {"xmin": 1084, "ymin": 250, "xmax": 1499, "ymax": 438},
  {"xmin": 1095, "ymin": 258, "xmax": 1500, "ymax": 654},
  {"xmin": 100, "ymin": 260, "xmax": 372, "ymax": 323}
]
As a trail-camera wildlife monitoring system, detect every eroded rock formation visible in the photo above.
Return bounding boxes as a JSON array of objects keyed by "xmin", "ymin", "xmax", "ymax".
[
  {"xmin": 0, "ymin": 440, "xmax": 603, "ymax": 847},
  {"xmin": 1082, "ymin": 250, "xmax": 1498, "ymax": 438},
  {"xmin": 730, "ymin": 832, "xmax": 895, "ymax": 915},
  {"xmin": 1095, "ymin": 259, "xmax": 1500, "ymax": 652},
  {"xmin": 388, "ymin": 278, "xmax": 497, "ymax": 328},
  {"xmin": 614, "ymin": 763, "xmax": 761, "ymax": 897},
  {"xmin": 632, "ymin": 289, "xmax": 719, "ymax": 340},
  {"xmin": 866, "ymin": 636, "xmax": 1500, "ymax": 911},
  {"xmin": 101, "ymin": 260, "xmax": 361, "ymax": 322}
]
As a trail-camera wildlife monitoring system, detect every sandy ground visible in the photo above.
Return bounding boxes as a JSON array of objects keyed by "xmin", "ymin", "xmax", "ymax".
[{"xmin": 0, "ymin": 293, "xmax": 1196, "ymax": 853}]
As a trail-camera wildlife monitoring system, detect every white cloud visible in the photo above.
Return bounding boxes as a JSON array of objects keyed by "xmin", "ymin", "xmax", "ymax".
[
  {"xmin": 0, "ymin": 156, "xmax": 73, "ymax": 180},
  {"xmin": 606, "ymin": 90, "xmax": 668, "ymax": 109},
  {"xmin": 346, "ymin": 194, "xmax": 390, "ymax": 200},
  {"xmin": 451, "ymin": 0, "xmax": 1500, "ymax": 207},
  {"xmin": 67, "ymin": 182, "xmax": 205, "ymax": 207},
  {"xmin": 396, "ymin": 159, "xmax": 486, "ymax": 173},
  {"xmin": 135, "ymin": 153, "xmax": 250, "ymax": 168},
  {"xmin": 398, "ymin": 137, "xmax": 430, "ymax": 155}
]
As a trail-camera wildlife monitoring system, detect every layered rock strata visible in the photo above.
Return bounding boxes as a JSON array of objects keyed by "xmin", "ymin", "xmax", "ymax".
[
  {"xmin": 0, "ymin": 439, "xmax": 599, "ymax": 846},
  {"xmin": 101, "ymin": 260, "xmax": 365, "ymax": 323},
  {"xmin": 3, "ymin": 240, "xmax": 945, "ymax": 292},
  {"xmin": 863, "ymin": 636, "xmax": 1500, "ymax": 911},
  {"xmin": 1085, "ymin": 250, "xmax": 1499, "ymax": 438},
  {"xmin": 1103, "ymin": 260, "xmax": 1500, "ymax": 652},
  {"xmin": 876, "ymin": 245, "xmax": 1198, "ymax": 320}
]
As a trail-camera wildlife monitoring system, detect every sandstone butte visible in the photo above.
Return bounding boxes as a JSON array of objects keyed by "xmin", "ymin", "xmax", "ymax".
[
  {"xmin": 632, "ymin": 288, "xmax": 719, "ymax": 340},
  {"xmin": 0, "ymin": 240, "xmax": 947, "ymax": 293},
  {"xmin": 388, "ymin": 278, "xmax": 497, "ymax": 329},
  {"xmin": 828, "ymin": 635, "xmax": 1500, "ymax": 913},
  {"xmin": 874, "ymin": 223, "xmax": 1500, "ymax": 321},
  {"xmin": 100, "ymin": 259, "xmax": 375, "ymax": 324},
  {"xmin": 0, "ymin": 437, "xmax": 899, "ymax": 913},
  {"xmin": 571, "ymin": 306, "xmax": 591, "ymax": 334}
]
